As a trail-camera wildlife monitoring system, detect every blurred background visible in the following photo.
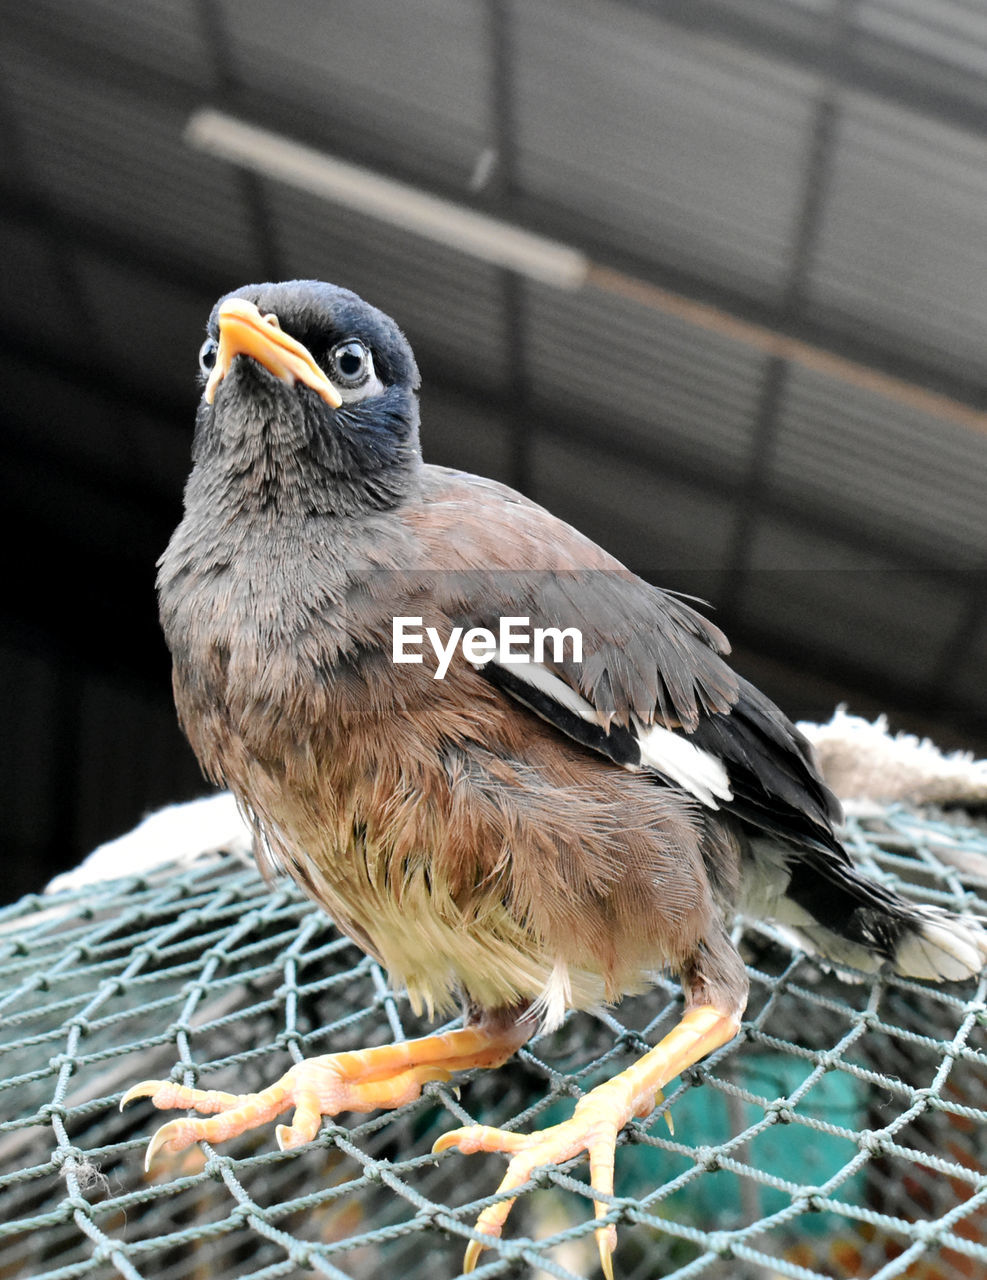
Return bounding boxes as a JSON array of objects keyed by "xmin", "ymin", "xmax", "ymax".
[{"xmin": 2, "ymin": 0, "xmax": 986, "ymax": 903}]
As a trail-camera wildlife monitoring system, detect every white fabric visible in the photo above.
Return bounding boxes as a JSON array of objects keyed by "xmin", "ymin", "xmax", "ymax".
[
  {"xmin": 46, "ymin": 793, "xmax": 252, "ymax": 892},
  {"xmin": 801, "ymin": 706, "xmax": 987, "ymax": 808},
  {"xmin": 46, "ymin": 706, "xmax": 987, "ymax": 892}
]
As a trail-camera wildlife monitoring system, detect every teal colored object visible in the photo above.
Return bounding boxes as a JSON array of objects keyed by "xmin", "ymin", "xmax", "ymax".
[{"xmin": 539, "ymin": 1052, "xmax": 866, "ymax": 1234}]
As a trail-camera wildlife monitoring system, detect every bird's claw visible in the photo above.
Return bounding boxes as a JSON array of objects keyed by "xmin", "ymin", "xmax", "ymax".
[
  {"xmin": 434, "ymin": 1109, "xmax": 625, "ymax": 1278},
  {"xmin": 121, "ymin": 1075, "xmax": 289, "ymax": 1169},
  {"xmin": 120, "ymin": 1080, "xmax": 159, "ymax": 1109},
  {"xmin": 120, "ymin": 1078, "xmax": 242, "ymax": 1113},
  {"xmin": 141, "ymin": 1118, "xmax": 201, "ymax": 1172},
  {"xmin": 122, "ymin": 1049, "xmax": 458, "ymax": 1170},
  {"xmin": 433, "ymin": 1084, "xmax": 672, "ymax": 1276}
]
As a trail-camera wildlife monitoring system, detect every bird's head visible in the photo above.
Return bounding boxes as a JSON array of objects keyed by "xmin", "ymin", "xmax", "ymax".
[{"xmin": 191, "ymin": 280, "xmax": 422, "ymax": 515}]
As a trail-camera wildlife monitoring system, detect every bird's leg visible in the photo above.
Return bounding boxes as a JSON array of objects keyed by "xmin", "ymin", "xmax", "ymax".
[
  {"xmin": 435, "ymin": 1003, "xmax": 741, "ymax": 1279},
  {"xmin": 122, "ymin": 1015, "xmax": 532, "ymax": 1171}
]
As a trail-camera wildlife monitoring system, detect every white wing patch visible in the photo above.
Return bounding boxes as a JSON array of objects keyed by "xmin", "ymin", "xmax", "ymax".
[
  {"xmin": 633, "ymin": 717, "xmax": 733, "ymax": 808},
  {"xmin": 490, "ymin": 656, "xmax": 733, "ymax": 809},
  {"xmin": 493, "ymin": 654, "xmax": 599, "ymax": 722}
]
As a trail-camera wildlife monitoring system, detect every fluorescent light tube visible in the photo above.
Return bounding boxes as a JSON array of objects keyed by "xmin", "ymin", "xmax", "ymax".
[
  {"xmin": 186, "ymin": 108, "xmax": 589, "ymax": 290},
  {"xmin": 185, "ymin": 108, "xmax": 987, "ymax": 436}
]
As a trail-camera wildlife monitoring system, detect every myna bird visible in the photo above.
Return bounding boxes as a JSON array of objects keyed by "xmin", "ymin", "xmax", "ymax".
[{"xmin": 124, "ymin": 280, "xmax": 987, "ymax": 1275}]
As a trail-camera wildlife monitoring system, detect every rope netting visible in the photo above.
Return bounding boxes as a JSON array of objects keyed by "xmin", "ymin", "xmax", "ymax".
[{"xmin": 2, "ymin": 806, "xmax": 986, "ymax": 1280}]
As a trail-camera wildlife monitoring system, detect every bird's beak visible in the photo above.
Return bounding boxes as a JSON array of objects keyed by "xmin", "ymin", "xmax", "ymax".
[{"xmin": 205, "ymin": 298, "xmax": 343, "ymax": 408}]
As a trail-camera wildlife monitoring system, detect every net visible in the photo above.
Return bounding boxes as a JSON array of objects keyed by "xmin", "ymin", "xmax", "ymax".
[{"xmin": 2, "ymin": 806, "xmax": 986, "ymax": 1279}]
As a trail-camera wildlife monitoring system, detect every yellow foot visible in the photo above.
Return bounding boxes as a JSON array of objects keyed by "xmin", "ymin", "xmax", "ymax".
[
  {"xmin": 434, "ymin": 1005, "xmax": 740, "ymax": 1278},
  {"xmin": 436, "ymin": 1109, "xmax": 624, "ymax": 1280},
  {"xmin": 121, "ymin": 1023, "xmax": 528, "ymax": 1172}
]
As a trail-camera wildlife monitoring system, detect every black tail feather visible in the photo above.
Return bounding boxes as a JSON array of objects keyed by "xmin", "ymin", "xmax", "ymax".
[{"xmin": 768, "ymin": 843, "xmax": 987, "ymax": 982}]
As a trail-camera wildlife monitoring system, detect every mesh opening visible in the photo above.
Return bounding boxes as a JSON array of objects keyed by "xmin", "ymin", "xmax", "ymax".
[{"xmin": 2, "ymin": 806, "xmax": 986, "ymax": 1279}]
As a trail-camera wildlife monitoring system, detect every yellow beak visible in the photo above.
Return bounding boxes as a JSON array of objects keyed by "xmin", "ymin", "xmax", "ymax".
[{"xmin": 205, "ymin": 298, "xmax": 342, "ymax": 408}]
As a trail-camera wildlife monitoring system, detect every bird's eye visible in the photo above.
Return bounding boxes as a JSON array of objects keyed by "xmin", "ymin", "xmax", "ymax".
[
  {"xmin": 330, "ymin": 339, "xmax": 371, "ymax": 388},
  {"xmin": 199, "ymin": 337, "xmax": 218, "ymax": 377},
  {"xmin": 326, "ymin": 338, "xmax": 385, "ymax": 405}
]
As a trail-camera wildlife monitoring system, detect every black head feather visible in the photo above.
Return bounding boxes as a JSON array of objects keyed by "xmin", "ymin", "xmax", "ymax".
[{"xmin": 191, "ymin": 280, "xmax": 422, "ymax": 516}]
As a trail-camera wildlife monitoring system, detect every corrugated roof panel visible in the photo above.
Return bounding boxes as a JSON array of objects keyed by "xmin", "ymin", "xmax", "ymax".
[
  {"xmin": 75, "ymin": 675, "xmax": 198, "ymax": 854},
  {"xmin": 7, "ymin": 449, "xmax": 170, "ymax": 564},
  {"xmin": 747, "ymin": 516, "xmax": 901, "ymax": 572},
  {"xmin": 6, "ymin": 351, "xmax": 189, "ymax": 501},
  {"xmin": 0, "ymin": 220, "xmax": 76, "ymax": 349},
  {"xmin": 3, "ymin": 0, "xmax": 987, "ymax": 786},
  {"xmin": 530, "ymin": 432, "xmax": 735, "ymax": 573},
  {"xmin": 514, "ymin": 0, "xmax": 818, "ymax": 299},
  {"xmin": 719, "ymin": 0, "xmax": 834, "ymax": 13},
  {"xmin": 73, "ymin": 255, "xmax": 210, "ymax": 407},
  {"xmin": 0, "ymin": 648, "xmax": 61, "ymax": 853},
  {"xmin": 769, "ymin": 366, "xmax": 987, "ymax": 564},
  {"xmin": 949, "ymin": 602, "xmax": 987, "ymax": 718},
  {"xmin": 217, "ymin": 0, "xmax": 491, "ymax": 187},
  {"xmin": 857, "ymin": 0, "xmax": 987, "ymax": 78},
  {"xmin": 15, "ymin": 0, "xmax": 212, "ymax": 84},
  {"xmin": 419, "ymin": 388, "xmax": 514, "ymax": 483},
  {"xmin": 744, "ymin": 521, "xmax": 965, "ymax": 683},
  {"xmin": 0, "ymin": 48, "xmax": 261, "ymax": 274},
  {"xmin": 807, "ymin": 91, "xmax": 987, "ymax": 376},
  {"xmin": 525, "ymin": 282, "xmax": 765, "ymax": 479},
  {"xmin": 265, "ymin": 183, "xmax": 510, "ymax": 391}
]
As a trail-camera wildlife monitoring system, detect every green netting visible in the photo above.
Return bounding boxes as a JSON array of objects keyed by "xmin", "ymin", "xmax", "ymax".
[{"xmin": 2, "ymin": 806, "xmax": 986, "ymax": 1280}]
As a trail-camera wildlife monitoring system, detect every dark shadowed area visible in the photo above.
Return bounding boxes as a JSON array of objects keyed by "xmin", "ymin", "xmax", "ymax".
[{"xmin": 2, "ymin": 0, "xmax": 986, "ymax": 900}]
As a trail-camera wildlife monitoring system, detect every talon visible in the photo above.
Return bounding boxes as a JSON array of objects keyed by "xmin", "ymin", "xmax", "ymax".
[
  {"xmin": 597, "ymin": 1224, "xmax": 616, "ymax": 1280},
  {"xmin": 120, "ymin": 1077, "xmax": 242, "ymax": 1115},
  {"xmin": 144, "ymin": 1118, "xmax": 200, "ymax": 1171},
  {"xmin": 441, "ymin": 1007, "xmax": 740, "ymax": 1276},
  {"xmin": 120, "ymin": 1080, "xmax": 162, "ymax": 1110},
  {"xmin": 463, "ymin": 1237, "xmax": 485, "ymax": 1273},
  {"xmin": 275, "ymin": 1121, "xmax": 318, "ymax": 1151},
  {"xmin": 447, "ymin": 1118, "xmax": 617, "ymax": 1273},
  {"xmin": 123, "ymin": 1023, "xmax": 531, "ymax": 1167},
  {"xmin": 445, "ymin": 1126, "xmax": 575, "ymax": 1270},
  {"xmin": 433, "ymin": 1125, "xmax": 529, "ymax": 1157},
  {"xmin": 432, "ymin": 1129, "xmax": 462, "ymax": 1156},
  {"xmin": 464, "ymin": 1213, "xmax": 513, "ymax": 1273}
]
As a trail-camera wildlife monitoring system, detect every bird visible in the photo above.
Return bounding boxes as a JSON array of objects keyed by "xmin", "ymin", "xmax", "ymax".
[{"xmin": 122, "ymin": 279, "xmax": 987, "ymax": 1276}]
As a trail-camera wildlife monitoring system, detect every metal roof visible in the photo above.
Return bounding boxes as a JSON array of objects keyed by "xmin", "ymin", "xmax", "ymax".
[{"xmin": 2, "ymin": 0, "xmax": 986, "ymax": 897}]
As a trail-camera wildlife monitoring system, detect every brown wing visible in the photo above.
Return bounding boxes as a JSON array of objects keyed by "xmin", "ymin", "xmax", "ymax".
[
  {"xmin": 400, "ymin": 465, "xmax": 841, "ymax": 848},
  {"xmin": 404, "ymin": 466, "xmax": 738, "ymax": 730}
]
